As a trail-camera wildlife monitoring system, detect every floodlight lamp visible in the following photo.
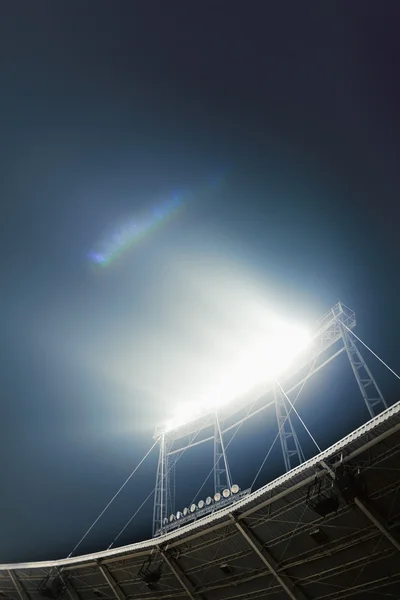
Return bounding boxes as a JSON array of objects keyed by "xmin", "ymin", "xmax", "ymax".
[
  {"xmin": 183, "ymin": 507, "xmax": 189, "ymax": 516},
  {"xmin": 176, "ymin": 511, "xmax": 182, "ymax": 520},
  {"xmin": 164, "ymin": 419, "xmax": 175, "ymax": 432},
  {"xmin": 163, "ymin": 517, "xmax": 168, "ymax": 525},
  {"xmin": 222, "ymin": 488, "xmax": 231, "ymax": 498},
  {"xmin": 190, "ymin": 503, "xmax": 197, "ymax": 513},
  {"xmin": 214, "ymin": 492, "xmax": 221, "ymax": 502},
  {"xmin": 231, "ymin": 484, "xmax": 240, "ymax": 494},
  {"xmin": 198, "ymin": 499, "xmax": 205, "ymax": 509},
  {"xmin": 164, "ymin": 402, "xmax": 203, "ymax": 432},
  {"xmin": 205, "ymin": 496, "xmax": 213, "ymax": 506},
  {"xmin": 169, "ymin": 514, "xmax": 175, "ymax": 522},
  {"xmin": 162, "ymin": 316, "xmax": 311, "ymax": 433}
]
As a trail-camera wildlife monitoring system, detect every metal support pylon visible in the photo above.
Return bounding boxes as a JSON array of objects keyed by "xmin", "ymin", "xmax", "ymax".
[
  {"xmin": 341, "ymin": 325, "xmax": 387, "ymax": 419},
  {"xmin": 274, "ymin": 384, "xmax": 305, "ymax": 472},
  {"xmin": 151, "ymin": 303, "xmax": 389, "ymax": 533},
  {"xmin": 167, "ymin": 451, "xmax": 177, "ymax": 520},
  {"xmin": 153, "ymin": 436, "xmax": 180, "ymax": 535},
  {"xmin": 214, "ymin": 414, "xmax": 231, "ymax": 494},
  {"xmin": 153, "ymin": 434, "xmax": 168, "ymax": 536}
]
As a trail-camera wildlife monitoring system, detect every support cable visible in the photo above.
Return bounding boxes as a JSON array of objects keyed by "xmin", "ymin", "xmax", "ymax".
[
  {"xmin": 251, "ymin": 359, "xmax": 316, "ymax": 490},
  {"xmin": 110, "ymin": 427, "xmax": 204, "ymax": 547},
  {"xmin": 276, "ymin": 381, "xmax": 322, "ymax": 453},
  {"xmin": 342, "ymin": 322, "xmax": 400, "ymax": 381},
  {"xmin": 108, "ymin": 488, "xmax": 154, "ymax": 549},
  {"xmin": 67, "ymin": 438, "xmax": 159, "ymax": 558}
]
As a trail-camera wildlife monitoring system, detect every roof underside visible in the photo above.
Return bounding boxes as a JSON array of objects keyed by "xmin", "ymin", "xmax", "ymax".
[{"xmin": 2, "ymin": 400, "xmax": 400, "ymax": 600}]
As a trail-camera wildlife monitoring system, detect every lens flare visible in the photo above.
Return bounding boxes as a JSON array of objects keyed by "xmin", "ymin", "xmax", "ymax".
[
  {"xmin": 88, "ymin": 172, "xmax": 226, "ymax": 267},
  {"xmin": 88, "ymin": 193, "xmax": 184, "ymax": 267}
]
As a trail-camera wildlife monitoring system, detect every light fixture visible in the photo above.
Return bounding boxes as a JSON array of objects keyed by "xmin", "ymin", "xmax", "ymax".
[
  {"xmin": 214, "ymin": 492, "xmax": 221, "ymax": 502},
  {"xmin": 163, "ymin": 517, "xmax": 168, "ymax": 525},
  {"xmin": 162, "ymin": 315, "xmax": 311, "ymax": 433},
  {"xmin": 169, "ymin": 514, "xmax": 176, "ymax": 522},
  {"xmin": 205, "ymin": 496, "xmax": 213, "ymax": 506},
  {"xmin": 220, "ymin": 563, "xmax": 235, "ymax": 576},
  {"xmin": 190, "ymin": 503, "xmax": 197, "ymax": 513},
  {"xmin": 198, "ymin": 499, "xmax": 205, "ymax": 509},
  {"xmin": 176, "ymin": 511, "xmax": 182, "ymax": 520},
  {"xmin": 231, "ymin": 484, "xmax": 240, "ymax": 494},
  {"xmin": 222, "ymin": 488, "xmax": 231, "ymax": 498},
  {"xmin": 310, "ymin": 528, "xmax": 329, "ymax": 546},
  {"xmin": 182, "ymin": 507, "xmax": 189, "ymax": 516}
]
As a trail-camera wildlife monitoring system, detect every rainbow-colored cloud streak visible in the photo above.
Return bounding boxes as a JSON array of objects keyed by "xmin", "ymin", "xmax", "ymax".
[
  {"xmin": 88, "ymin": 172, "xmax": 226, "ymax": 267},
  {"xmin": 88, "ymin": 192, "xmax": 184, "ymax": 267}
]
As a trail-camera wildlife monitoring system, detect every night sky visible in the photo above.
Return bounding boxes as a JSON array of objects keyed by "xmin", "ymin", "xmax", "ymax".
[{"xmin": 1, "ymin": 1, "xmax": 400, "ymax": 563}]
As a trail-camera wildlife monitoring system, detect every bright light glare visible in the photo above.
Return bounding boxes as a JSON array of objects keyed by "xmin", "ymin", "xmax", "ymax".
[
  {"xmin": 77, "ymin": 248, "xmax": 316, "ymax": 439},
  {"xmin": 164, "ymin": 316, "xmax": 311, "ymax": 432}
]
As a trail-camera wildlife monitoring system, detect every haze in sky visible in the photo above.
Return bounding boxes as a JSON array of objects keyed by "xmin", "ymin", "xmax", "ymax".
[{"xmin": 1, "ymin": 1, "xmax": 400, "ymax": 562}]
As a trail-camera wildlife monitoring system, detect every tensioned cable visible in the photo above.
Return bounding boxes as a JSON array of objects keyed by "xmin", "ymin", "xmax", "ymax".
[
  {"xmin": 108, "ymin": 426, "xmax": 205, "ymax": 548},
  {"xmin": 276, "ymin": 381, "xmax": 322, "ymax": 453},
  {"xmin": 107, "ymin": 487, "xmax": 155, "ymax": 549},
  {"xmin": 67, "ymin": 438, "xmax": 159, "ymax": 558},
  {"xmin": 342, "ymin": 322, "xmax": 400, "ymax": 381},
  {"xmin": 250, "ymin": 358, "xmax": 317, "ymax": 490},
  {"xmin": 279, "ymin": 502, "xmax": 309, "ymax": 561}
]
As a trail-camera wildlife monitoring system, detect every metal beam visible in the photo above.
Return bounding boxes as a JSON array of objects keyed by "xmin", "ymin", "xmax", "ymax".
[
  {"xmin": 275, "ymin": 383, "xmax": 305, "ymax": 472},
  {"xmin": 285, "ymin": 347, "xmax": 345, "ymax": 396},
  {"xmin": 320, "ymin": 458, "xmax": 400, "ymax": 552},
  {"xmin": 159, "ymin": 548, "xmax": 197, "ymax": 600},
  {"xmin": 354, "ymin": 497, "xmax": 400, "ymax": 552},
  {"xmin": 232, "ymin": 518, "xmax": 308, "ymax": 600},
  {"xmin": 179, "ymin": 346, "xmax": 345, "ymax": 445},
  {"xmin": 168, "ymin": 435, "xmax": 214, "ymax": 456},
  {"xmin": 341, "ymin": 326, "xmax": 387, "ymax": 418},
  {"xmin": 8, "ymin": 571, "xmax": 30, "ymax": 600},
  {"xmin": 66, "ymin": 579, "xmax": 81, "ymax": 600},
  {"xmin": 97, "ymin": 563, "xmax": 125, "ymax": 600}
]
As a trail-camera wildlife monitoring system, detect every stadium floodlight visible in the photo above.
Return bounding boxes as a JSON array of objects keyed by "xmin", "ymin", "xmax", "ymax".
[
  {"xmin": 169, "ymin": 514, "xmax": 175, "ymax": 522},
  {"xmin": 163, "ymin": 517, "xmax": 168, "ymax": 525},
  {"xmin": 198, "ymin": 499, "xmax": 205, "ymax": 509},
  {"xmin": 205, "ymin": 496, "xmax": 213, "ymax": 506},
  {"xmin": 182, "ymin": 507, "xmax": 189, "ymax": 516},
  {"xmin": 176, "ymin": 511, "xmax": 182, "ymax": 520},
  {"xmin": 222, "ymin": 488, "xmax": 231, "ymax": 498},
  {"xmin": 214, "ymin": 492, "xmax": 221, "ymax": 502},
  {"xmin": 162, "ymin": 316, "xmax": 311, "ymax": 432},
  {"xmin": 231, "ymin": 484, "xmax": 240, "ymax": 494},
  {"xmin": 190, "ymin": 503, "xmax": 197, "ymax": 513}
]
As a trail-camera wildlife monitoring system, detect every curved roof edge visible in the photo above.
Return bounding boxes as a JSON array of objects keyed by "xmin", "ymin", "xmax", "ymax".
[{"xmin": 2, "ymin": 400, "xmax": 400, "ymax": 571}]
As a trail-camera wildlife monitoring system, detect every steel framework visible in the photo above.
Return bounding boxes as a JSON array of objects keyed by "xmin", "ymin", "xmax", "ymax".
[
  {"xmin": 152, "ymin": 302, "xmax": 387, "ymax": 535},
  {"xmin": 2, "ymin": 402, "xmax": 400, "ymax": 600}
]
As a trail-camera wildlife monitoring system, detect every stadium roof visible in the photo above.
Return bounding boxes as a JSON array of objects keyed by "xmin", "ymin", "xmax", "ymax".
[{"xmin": 1, "ymin": 399, "xmax": 400, "ymax": 600}]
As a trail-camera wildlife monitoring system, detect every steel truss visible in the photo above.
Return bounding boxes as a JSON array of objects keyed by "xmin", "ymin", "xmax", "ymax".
[
  {"xmin": 341, "ymin": 324, "xmax": 387, "ymax": 418},
  {"xmin": 152, "ymin": 435, "xmax": 180, "ymax": 536},
  {"xmin": 153, "ymin": 302, "xmax": 388, "ymax": 535},
  {"xmin": 214, "ymin": 413, "xmax": 232, "ymax": 494},
  {"xmin": 274, "ymin": 383, "xmax": 305, "ymax": 472}
]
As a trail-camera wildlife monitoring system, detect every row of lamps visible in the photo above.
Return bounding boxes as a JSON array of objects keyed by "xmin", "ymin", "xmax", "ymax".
[{"xmin": 163, "ymin": 484, "xmax": 240, "ymax": 525}]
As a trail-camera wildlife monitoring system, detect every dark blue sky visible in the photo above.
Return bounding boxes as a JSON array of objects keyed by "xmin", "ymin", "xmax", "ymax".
[{"xmin": 1, "ymin": 1, "xmax": 400, "ymax": 562}]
